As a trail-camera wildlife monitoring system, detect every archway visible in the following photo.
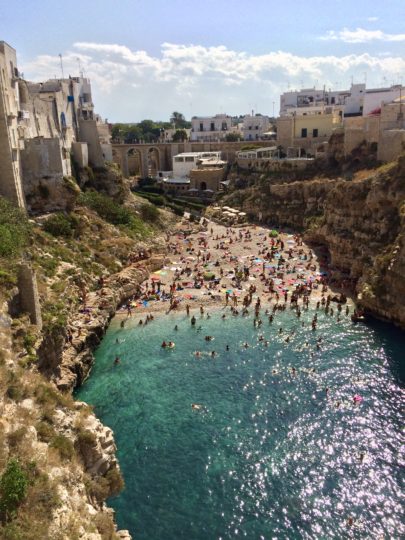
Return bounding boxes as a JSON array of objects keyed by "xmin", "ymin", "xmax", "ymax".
[
  {"xmin": 147, "ymin": 147, "xmax": 160, "ymax": 178},
  {"xmin": 200, "ymin": 181, "xmax": 207, "ymax": 191},
  {"xmin": 127, "ymin": 148, "xmax": 142, "ymax": 176}
]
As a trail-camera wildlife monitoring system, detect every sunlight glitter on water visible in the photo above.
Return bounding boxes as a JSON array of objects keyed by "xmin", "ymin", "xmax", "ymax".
[{"xmin": 76, "ymin": 308, "xmax": 405, "ymax": 540}]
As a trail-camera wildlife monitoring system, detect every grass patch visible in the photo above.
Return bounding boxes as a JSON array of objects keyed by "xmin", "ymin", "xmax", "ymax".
[
  {"xmin": 49, "ymin": 435, "xmax": 74, "ymax": 461},
  {"xmin": 0, "ymin": 198, "xmax": 30, "ymax": 258}
]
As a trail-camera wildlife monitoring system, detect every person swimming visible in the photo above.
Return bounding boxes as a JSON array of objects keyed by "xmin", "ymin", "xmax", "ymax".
[
  {"xmin": 161, "ymin": 341, "xmax": 167, "ymax": 348},
  {"xmin": 191, "ymin": 403, "xmax": 203, "ymax": 410},
  {"xmin": 114, "ymin": 356, "xmax": 120, "ymax": 365}
]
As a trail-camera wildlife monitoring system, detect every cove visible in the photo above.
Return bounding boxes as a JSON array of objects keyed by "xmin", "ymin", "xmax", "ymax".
[{"xmin": 76, "ymin": 308, "xmax": 405, "ymax": 540}]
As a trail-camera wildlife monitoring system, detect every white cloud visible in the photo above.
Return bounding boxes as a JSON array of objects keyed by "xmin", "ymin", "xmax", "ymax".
[
  {"xmin": 321, "ymin": 27, "xmax": 405, "ymax": 43},
  {"xmin": 19, "ymin": 42, "xmax": 405, "ymax": 120},
  {"xmin": 367, "ymin": 17, "xmax": 379, "ymax": 22}
]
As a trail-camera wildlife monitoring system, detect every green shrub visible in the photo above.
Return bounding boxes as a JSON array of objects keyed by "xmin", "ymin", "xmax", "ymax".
[
  {"xmin": 6, "ymin": 384, "xmax": 24, "ymax": 402},
  {"xmin": 0, "ymin": 199, "xmax": 30, "ymax": 258},
  {"xmin": 140, "ymin": 203, "xmax": 159, "ymax": 222},
  {"xmin": 49, "ymin": 435, "xmax": 74, "ymax": 461},
  {"xmin": 0, "ymin": 459, "xmax": 28, "ymax": 521},
  {"xmin": 7, "ymin": 428, "xmax": 27, "ymax": 449},
  {"xmin": 43, "ymin": 213, "xmax": 74, "ymax": 238},
  {"xmin": 78, "ymin": 191, "xmax": 132, "ymax": 225},
  {"xmin": 0, "ymin": 270, "xmax": 16, "ymax": 288},
  {"xmin": 35, "ymin": 422, "xmax": 55, "ymax": 443}
]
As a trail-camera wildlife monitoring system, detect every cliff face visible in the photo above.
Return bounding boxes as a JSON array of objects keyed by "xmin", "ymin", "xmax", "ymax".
[
  {"xmin": 0, "ymin": 304, "xmax": 130, "ymax": 540},
  {"xmin": 223, "ymin": 158, "xmax": 405, "ymax": 328},
  {"xmin": 0, "ymin": 183, "xmax": 177, "ymax": 538},
  {"xmin": 39, "ymin": 255, "xmax": 165, "ymax": 391}
]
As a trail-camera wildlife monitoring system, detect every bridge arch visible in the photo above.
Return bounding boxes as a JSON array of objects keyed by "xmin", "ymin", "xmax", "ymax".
[
  {"xmin": 146, "ymin": 146, "xmax": 161, "ymax": 177},
  {"xmin": 127, "ymin": 147, "xmax": 143, "ymax": 176}
]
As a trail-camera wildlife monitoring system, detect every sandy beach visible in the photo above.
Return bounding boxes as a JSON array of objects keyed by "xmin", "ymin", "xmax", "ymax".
[{"xmin": 116, "ymin": 219, "xmax": 353, "ymax": 322}]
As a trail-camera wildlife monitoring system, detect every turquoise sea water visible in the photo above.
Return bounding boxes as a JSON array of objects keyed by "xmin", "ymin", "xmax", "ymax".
[{"xmin": 76, "ymin": 307, "xmax": 405, "ymax": 540}]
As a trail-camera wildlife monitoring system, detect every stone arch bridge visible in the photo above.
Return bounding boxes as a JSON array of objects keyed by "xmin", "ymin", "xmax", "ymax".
[{"xmin": 112, "ymin": 141, "xmax": 276, "ymax": 178}]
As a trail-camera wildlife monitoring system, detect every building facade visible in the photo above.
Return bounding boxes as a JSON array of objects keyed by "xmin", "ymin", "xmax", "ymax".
[
  {"xmin": 0, "ymin": 41, "xmax": 26, "ymax": 207},
  {"xmin": 241, "ymin": 114, "xmax": 271, "ymax": 140},
  {"xmin": 190, "ymin": 114, "xmax": 233, "ymax": 142},
  {"xmin": 0, "ymin": 40, "xmax": 111, "ymax": 212},
  {"xmin": 172, "ymin": 151, "xmax": 221, "ymax": 177}
]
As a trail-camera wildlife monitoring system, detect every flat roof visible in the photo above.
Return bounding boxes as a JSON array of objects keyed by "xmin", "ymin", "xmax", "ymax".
[
  {"xmin": 238, "ymin": 146, "xmax": 277, "ymax": 153},
  {"xmin": 163, "ymin": 178, "xmax": 191, "ymax": 184},
  {"xmin": 174, "ymin": 152, "xmax": 220, "ymax": 157}
]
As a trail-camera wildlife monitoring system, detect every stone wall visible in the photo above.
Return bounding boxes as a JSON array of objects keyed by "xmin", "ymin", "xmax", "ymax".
[
  {"xmin": 190, "ymin": 168, "xmax": 225, "ymax": 191},
  {"xmin": 18, "ymin": 264, "xmax": 42, "ymax": 328},
  {"xmin": 20, "ymin": 137, "xmax": 77, "ymax": 213},
  {"xmin": 79, "ymin": 119, "xmax": 105, "ymax": 168}
]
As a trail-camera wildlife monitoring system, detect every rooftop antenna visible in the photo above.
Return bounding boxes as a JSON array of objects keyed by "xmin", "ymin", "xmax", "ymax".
[
  {"xmin": 59, "ymin": 54, "xmax": 64, "ymax": 79},
  {"xmin": 76, "ymin": 57, "xmax": 83, "ymax": 78}
]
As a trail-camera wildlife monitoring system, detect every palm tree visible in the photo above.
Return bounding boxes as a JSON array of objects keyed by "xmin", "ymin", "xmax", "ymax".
[{"xmin": 170, "ymin": 111, "xmax": 186, "ymax": 129}]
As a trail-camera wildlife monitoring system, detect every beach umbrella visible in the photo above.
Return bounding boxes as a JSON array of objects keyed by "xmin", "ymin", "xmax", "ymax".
[
  {"xmin": 203, "ymin": 272, "xmax": 215, "ymax": 280},
  {"xmin": 269, "ymin": 230, "xmax": 278, "ymax": 237}
]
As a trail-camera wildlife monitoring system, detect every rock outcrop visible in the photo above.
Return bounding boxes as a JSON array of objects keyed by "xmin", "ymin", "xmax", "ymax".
[
  {"xmin": 223, "ymin": 157, "xmax": 405, "ymax": 328},
  {"xmin": 38, "ymin": 255, "xmax": 165, "ymax": 391}
]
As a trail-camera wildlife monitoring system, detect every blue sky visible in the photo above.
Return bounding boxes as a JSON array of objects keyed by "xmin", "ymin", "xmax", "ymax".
[{"xmin": 1, "ymin": 0, "xmax": 404, "ymax": 121}]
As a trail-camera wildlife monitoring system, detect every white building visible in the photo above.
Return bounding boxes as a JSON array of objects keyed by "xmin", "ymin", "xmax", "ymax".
[
  {"xmin": 363, "ymin": 86, "xmax": 404, "ymax": 116},
  {"xmin": 172, "ymin": 152, "xmax": 221, "ymax": 177},
  {"xmin": 280, "ymin": 83, "xmax": 405, "ymax": 119},
  {"xmin": 237, "ymin": 147, "xmax": 278, "ymax": 160},
  {"xmin": 190, "ymin": 114, "xmax": 232, "ymax": 141},
  {"xmin": 241, "ymin": 114, "xmax": 271, "ymax": 140}
]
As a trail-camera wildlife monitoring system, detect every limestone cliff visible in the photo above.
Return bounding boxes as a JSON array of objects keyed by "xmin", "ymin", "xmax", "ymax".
[
  {"xmin": 222, "ymin": 157, "xmax": 405, "ymax": 328},
  {"xmin": 0, "ymin": 183, "xmax": 177, "ymax": 538}
]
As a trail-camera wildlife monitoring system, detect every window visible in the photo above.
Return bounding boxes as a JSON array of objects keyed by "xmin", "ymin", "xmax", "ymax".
[
  {"xmin": 175, "ymin": 157, "xmax": 184, "ymax": 162},
  {"xmin": 221, "ymin": 122, "xmax": 227, "ymax": 131},
  {"xmin": 331, "ymin": 97, "xmax": 335, "ymax": 104},
  {"xmin": 185, "ymin": 156, "xmax": 194, "ymax": 162},
  {"xmin": 210, "ymin": 122, "xmax": 215, "ymax": 131},
  {"xmin": 301, "ymin": 128, "xmax": 307, "ymax": 138},
  {"xmin": 199, "ymin": 123, "xmax": 203, "ymax": 131},
  {"xmin": 313, "ymin": 128, "xmax": 318, "ymax": 137}
]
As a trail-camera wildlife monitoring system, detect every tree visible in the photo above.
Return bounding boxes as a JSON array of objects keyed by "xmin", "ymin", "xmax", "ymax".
[
  {"xmin": 172, "ymin": 129, "xmax": 188, "ymax": 142},
  {"xmin": 225, "ymin": 132, "xmax": 241, "ymax": 142},
  {"xmin": 0, "ymin": 459, "xmax": 28, "ymax": 521},
  {"xmin": 170, "ymin": 112, "xmax": 191, "ymax": 129},
  {"xmin": 170, "ymin": 111, "xmax": 185, "ymax": 129}
]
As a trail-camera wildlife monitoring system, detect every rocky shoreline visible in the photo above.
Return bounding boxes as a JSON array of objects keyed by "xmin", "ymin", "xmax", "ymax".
[{"xmin": 39, "ymin": 254, "xmax": 166, "ymax": 392}]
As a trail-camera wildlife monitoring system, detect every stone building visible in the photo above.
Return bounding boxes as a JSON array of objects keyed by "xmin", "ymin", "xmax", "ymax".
[
  {"xmin": 241, "ymin": 114, "xmax": 271, "ymax": 141},
  {"xmin": 0, "ymin": 41, "xmax": 26, "ymax": 207},
  {"xmin": 0, "ymin": 39, "xmax": 111, "ymax": 213},
  {"xmin": 190, "ymin": 114, "xmax": 233, "ymax": 142}
]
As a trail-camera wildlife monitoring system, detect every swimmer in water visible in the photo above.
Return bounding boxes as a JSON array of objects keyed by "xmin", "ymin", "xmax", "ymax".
[
  {"xmin": 114, "ymin": 356, "xmax": 120, "ymax": 365},
  {"xmin": 174, "ymin": 325, "xmax": 178, "ymax": 331},
  {"xmin": 191, "ymin": 403, "xmax": 202, "ymax": 410},
  {"xmin": 161, "ymin": 341, "xmax": 167, "ymax": 348},
  {"xmin": 226, "ymin": 345, "xmax": 230, "ymax": 351},
  {"xmin": 195, "ymin": 351, "xmax": 201, "ymax": 357}
]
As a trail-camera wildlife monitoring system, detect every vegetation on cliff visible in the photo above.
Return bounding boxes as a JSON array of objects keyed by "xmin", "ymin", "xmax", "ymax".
[{"xmin": 0, "ymin": 163, "xmax": 176, "ymax": 539}]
